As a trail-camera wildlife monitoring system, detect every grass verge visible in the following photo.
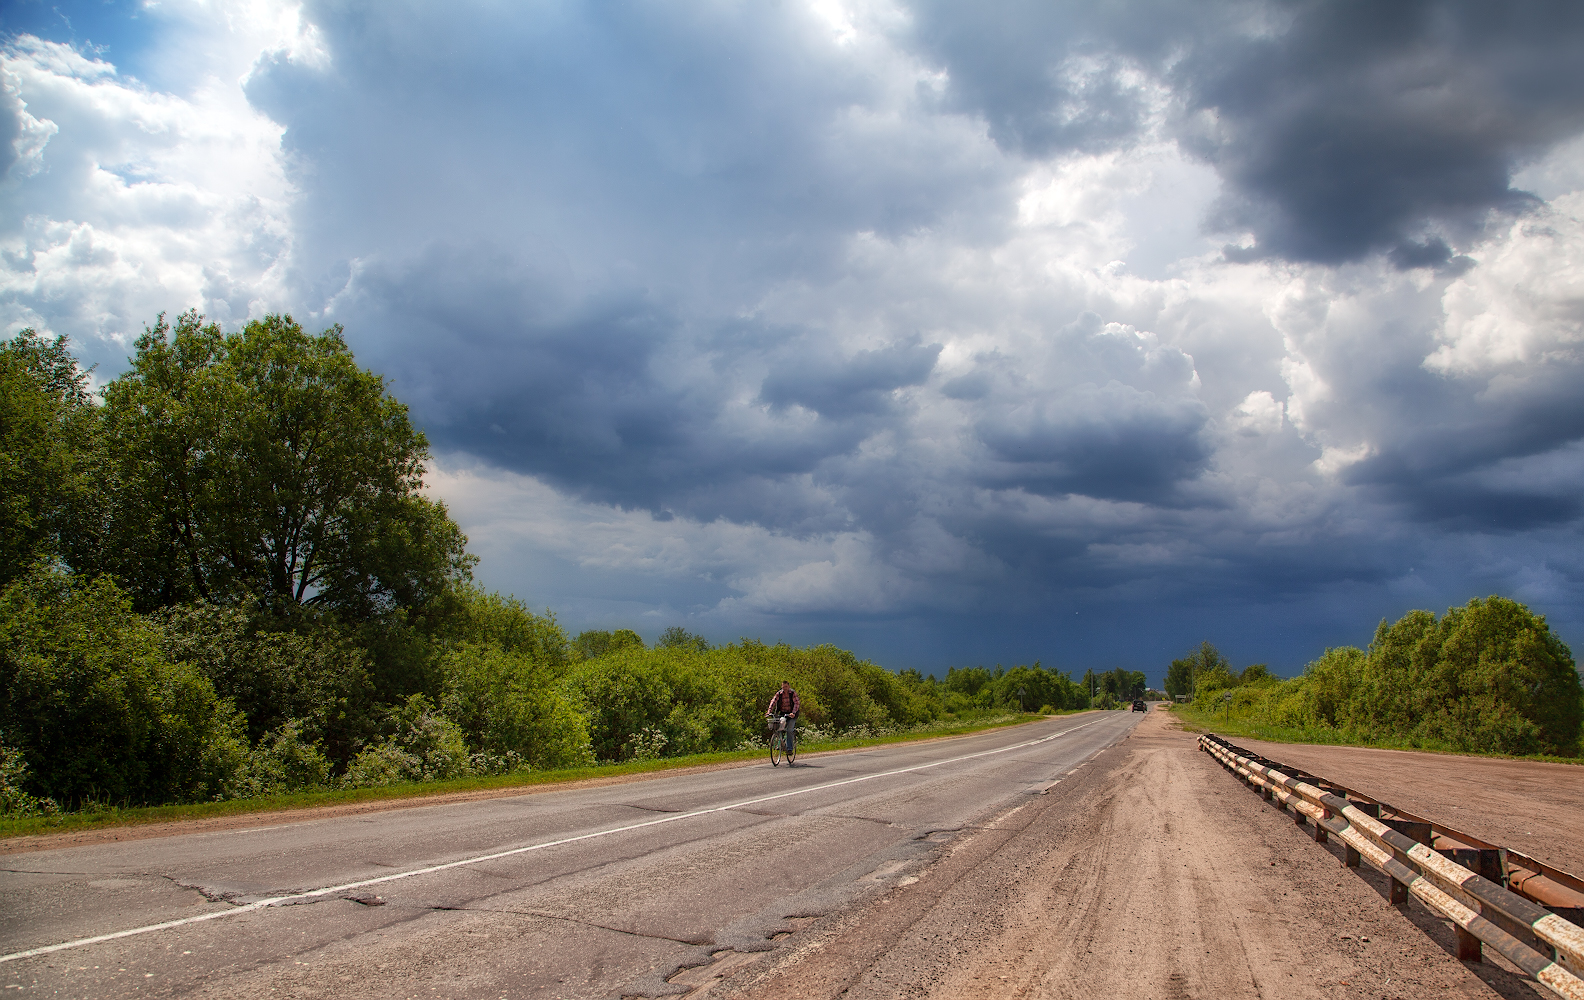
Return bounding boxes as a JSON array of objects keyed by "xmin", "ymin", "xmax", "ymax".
[
  {"xmin": 0, "ymin": 710, "xmax": 1074, "ymax": 840},
  {"xmin": 1171, "ymin": 705, "xmax": 1584, "ymax": 766}
]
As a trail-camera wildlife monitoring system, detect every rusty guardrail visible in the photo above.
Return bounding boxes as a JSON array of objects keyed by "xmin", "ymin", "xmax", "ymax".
[{"xmin": 1199, "ymin": 732, "xmax": 1584, "ymax": 1000}]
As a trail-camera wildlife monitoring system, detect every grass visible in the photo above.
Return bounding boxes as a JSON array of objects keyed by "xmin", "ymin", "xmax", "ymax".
[
  {"xmin": 1170, "ymin": 704, "xmax": 1584, "ymax": 766},
  {"xmin": 0, "ymin": 710, "xmax": 1075, "ymax": 841}
]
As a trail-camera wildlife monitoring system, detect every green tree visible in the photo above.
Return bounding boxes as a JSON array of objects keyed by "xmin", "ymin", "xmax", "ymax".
[
  {"xmin": 0, "ymin": 330, "xmax": 100, "ymax": 587},
  {"xmin": 571, "ymin": 628, "xmax": 645, "ymax": 661},
  {"xmin": 658, "ymin": 626, "xmax": 711, "ymax": 652},
  {"xmin": 1240, "ymin": 664, "xmax": 1274, "ymax": 685},
  {"xmin": 1406, "ymin": 597, "xmax": 1582, "ymax": 755},
  {"xmin": 1166, "ymin": 641, "xmax": 1231, "ymax": 699},
  {"xmin": 97, "ymin": 311, "xmax": 473, "ymax": 617},
  {"xmin": 439, "ymin": 642, "xmax": 591, "ymax": 768}
]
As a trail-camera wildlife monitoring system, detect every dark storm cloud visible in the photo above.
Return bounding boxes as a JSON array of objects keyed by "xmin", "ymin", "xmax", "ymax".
[
  {"xmin": 758, "ymin": 341, "xmax": 941, "ymax": 417},
  {"xmin": 1337, "ymin": 362, "xmax": 1584, "ymax": 532},
  {"xmin": 976, "ymin": 383, "xmax": 1210, "ymax": 503},
  {"xmin": 1182, "ymin": 2, "xmax": 1584, "ymax": 264},
  {"xmin": 240, "ymin": 0, "xmax": 1018, "ymax": 534},
  {"xmin": 246, "ymin": 0, "xmax": 1012, "ymax": 298},
  {"xmin": 911, "ymin": 0, "xmax": 1584, "ymax": 265},
  {"xmin": 904, "ymin": 0, "xmax": 1208, "ymax": 158},
  {"xmin": 339, "ymin": 248, "xmax": 926, "ymax": 529}
]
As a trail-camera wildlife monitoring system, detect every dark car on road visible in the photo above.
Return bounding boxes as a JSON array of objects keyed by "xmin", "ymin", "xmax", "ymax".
[{"xmin": 1131, "ymin": 699, "xmax": 1146, "ymax": 712}]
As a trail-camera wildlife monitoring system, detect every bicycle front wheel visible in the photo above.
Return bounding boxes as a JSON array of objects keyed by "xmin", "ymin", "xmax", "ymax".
[{"xmin": 770, "ymin": 732, "xmax": 785, "ymax": 767}]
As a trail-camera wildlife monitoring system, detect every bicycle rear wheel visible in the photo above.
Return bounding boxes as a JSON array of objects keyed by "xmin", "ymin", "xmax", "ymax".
[{"xmin": 770, "ymin": 732, "xmax": 785, "ymax": 767}]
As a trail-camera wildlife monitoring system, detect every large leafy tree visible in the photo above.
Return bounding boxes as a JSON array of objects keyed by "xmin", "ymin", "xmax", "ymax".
[
  {"xmin": 99, "ymin": 311, "xmax": 473, "ymax": 617},
  {"xmin": 0, "ymin": 331, "xmax": 100, "ymax": 587}
]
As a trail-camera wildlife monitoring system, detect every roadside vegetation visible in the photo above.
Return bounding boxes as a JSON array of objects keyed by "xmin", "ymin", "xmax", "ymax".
[
  {"xmin": 1167, "ymin": 600, "xmax": 1584, "ymax": 759},
  {"xmin": 0, "ymin": 317, "xmax": 1097, "ymax": 826}
]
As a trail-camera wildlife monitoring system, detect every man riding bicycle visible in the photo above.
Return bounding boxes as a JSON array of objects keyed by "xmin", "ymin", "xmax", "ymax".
[{"xmin": 765, "ymin": 680, "xmax": 800, "ymax": 753}]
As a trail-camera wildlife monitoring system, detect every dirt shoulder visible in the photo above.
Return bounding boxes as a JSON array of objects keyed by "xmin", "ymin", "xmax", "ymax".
[
  {"xmin": 1211, "ymin": 731, "xmax": 1584, "ymax": 878},
  {"xmin": 719, "ymin": 708, "xmax": 1553, "ymax": 999}
]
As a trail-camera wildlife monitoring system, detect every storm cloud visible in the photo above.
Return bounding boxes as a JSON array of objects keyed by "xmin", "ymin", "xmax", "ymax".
[{"xmin": 5, "ymin": 0, "xmax": 1584, "ymax": 676}]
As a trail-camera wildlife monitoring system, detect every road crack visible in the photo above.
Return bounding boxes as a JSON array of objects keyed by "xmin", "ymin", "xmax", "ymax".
[{"xmin": 424, "ymin": 905, "xmax": 713, "ymax": 945}]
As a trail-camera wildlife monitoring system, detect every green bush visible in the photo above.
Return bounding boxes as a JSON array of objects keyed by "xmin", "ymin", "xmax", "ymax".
[
  {"xmin": 0, "ymin": 735, "xmax": 59, "ymax": 816},
  {"xmin": 153, "ymin": 602, "xmax": 376, "ymax": 767},
  {"xmin": 562, "ymin": 648, "xmax": 746, "ymax": 761},
  {"xmin": 571, "ymin": 628, "xmax": 644, "ymax": 661},
  {"xmin": 230, "ymin": 720, "xmax": 333, "ymax": 796},
  {"xmin": 439, "ymin": 641, "xmax": 592, "ymax": 768},
  {"xmin": 342, "ymin": 694, "xmax": 472, "ymax": 787},
  {"xmin": 0, "ymin": 567, "xmax": 247, "ymax": 805},
  {"xmin": 1179, "ymin": 596, "xmax": 1584, "ymax": 756}
]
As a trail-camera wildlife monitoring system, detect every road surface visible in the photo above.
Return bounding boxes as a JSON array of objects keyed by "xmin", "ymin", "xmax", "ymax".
[{"xmin": 1, "ymin": 712, "xmax": 1139, "ymax": 998}]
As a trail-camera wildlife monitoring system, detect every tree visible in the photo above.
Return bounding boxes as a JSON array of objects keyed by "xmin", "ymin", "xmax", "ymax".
[
  {"xmin": 1407, "ymin": 597, "xmax": 1581, "ymax": 755},
  {"xmin": 98, "ymin": 312, "xmax": 473, "ymax": 617},
  {"xmin": 1240, "ymin": 663, "xmax": 1274, "ymax": 685},
  {"xmin": 0, "ymin": 330, "xmax": 100, "ymax": 587},
  {"xmin": 658, "ymin": 626, "xmax": 711, "ymax": 652},
  {"xmin": 571, "ymin": 628, "xmax": 645, "ymax": 661},
  {"xmin": 1166, "ymin": 641, "xmax": 1231, "ymax": 699}
]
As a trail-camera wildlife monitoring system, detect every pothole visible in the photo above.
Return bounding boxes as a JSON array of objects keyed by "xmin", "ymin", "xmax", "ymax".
[{"xmin": 666, "ymin": 950, "xmax": 763, "ymax": 998}]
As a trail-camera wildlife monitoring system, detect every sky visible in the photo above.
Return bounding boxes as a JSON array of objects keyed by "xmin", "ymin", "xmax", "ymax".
[{"xmin": 4, "ymin": 1, "xmax": 1584, "ymax": 683}]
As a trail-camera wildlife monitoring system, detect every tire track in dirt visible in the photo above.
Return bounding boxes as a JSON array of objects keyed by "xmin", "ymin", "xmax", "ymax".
[{"xmin": 723, "ymin": 711, "xmax": 1552, "ymax": 999}]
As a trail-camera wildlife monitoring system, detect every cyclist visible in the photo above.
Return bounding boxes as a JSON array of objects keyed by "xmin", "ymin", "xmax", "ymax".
[{"xmin": 765, "ymin": 680, "xmax": 801, "ymax": 753}]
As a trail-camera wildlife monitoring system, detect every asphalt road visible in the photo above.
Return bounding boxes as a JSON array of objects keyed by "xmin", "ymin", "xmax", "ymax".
[{"xmin": 1, "ymin": 711, "xmax": 1142, "ymax": 999}]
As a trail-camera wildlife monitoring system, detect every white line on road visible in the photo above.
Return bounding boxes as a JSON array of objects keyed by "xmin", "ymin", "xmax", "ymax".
[{"xmin": 2, "ymin": 717, "xmax": 1112, "ymax": 964}]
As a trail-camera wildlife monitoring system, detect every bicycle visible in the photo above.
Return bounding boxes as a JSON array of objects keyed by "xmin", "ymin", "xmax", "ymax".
[{"xmin": 769, "ymin": 715, "xmax": 798, "ymax": 767}]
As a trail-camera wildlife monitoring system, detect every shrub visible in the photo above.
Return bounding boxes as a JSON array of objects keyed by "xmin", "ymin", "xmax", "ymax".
[
  {"xmin": 571, "ymin": 628, "xmax": 644, "ymax": 661},
  {"xmin": 439, "ymin": 642, "xmax": 592, "ymax": 768},
  {"xmin": 0, "ymin": 735, "xmax": 58, "ymax": 816},
  {"xmin": 229, "ymin": 720, "xmax": 333, "ymax": 797},
  {"xmin": 1180, "ymin": 596, "xmax": 1583, "ymax": 757},
  {"xmin": 561, "ymin": 648, "xmax": 745, "ymax": 761},
  {"xmin": 342, "ymin": 694, "xmax": 471, "ymax": 787},
  {"xmin": 0, "ymin": 566, "xmax": 246, "ymax": 805},
  {"xmin": 1407, "ymin": 597, "xmax": 1582, "ymax": 755},
  {"xmin": 153, "ymin": 601, "xmax": 376, "ymax": 767}
]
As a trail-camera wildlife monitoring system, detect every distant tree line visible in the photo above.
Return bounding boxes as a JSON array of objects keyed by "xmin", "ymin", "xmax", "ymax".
[
  {"xmin": 1169, "ymin": 598, "xmax": 1584, "ymax": 757},
  {"xmin": 0, "ymin": 318, "xmax": 1104, "ymax": 816}
]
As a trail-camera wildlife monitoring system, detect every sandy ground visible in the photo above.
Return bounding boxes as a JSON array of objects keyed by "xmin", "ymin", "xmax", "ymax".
[
  {"xmin": 717, "ymin": 709, "xmax": 1563, "ymax": 1000},
  {"xmin": 1213, "ymin": 735, "xmax": 1584, "ymax": 877}
]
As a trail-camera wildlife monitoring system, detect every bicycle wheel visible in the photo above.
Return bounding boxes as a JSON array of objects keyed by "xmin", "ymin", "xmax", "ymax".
[
  {"xmin": 785, "ymin": 729, "xmax": 797, "ymax": 765},
  {"xmin": 770, "ymin": 731, "xmax": 785, "ymax": 767}
]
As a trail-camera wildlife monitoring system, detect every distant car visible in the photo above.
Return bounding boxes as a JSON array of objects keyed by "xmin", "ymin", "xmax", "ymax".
[{"xmin": 1131, "ymin": 699, "xmax": 1146, "ymax": 712}]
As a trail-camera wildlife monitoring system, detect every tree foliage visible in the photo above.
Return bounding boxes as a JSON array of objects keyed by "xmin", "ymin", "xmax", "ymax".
[
  {"xmin": 571, "ymin": 628, "xmax": 645, "ymax": 661},
  {"xmin": 1165, "ymin": 641, "xmax": 1231, "ymax": 699},
  {"xmin": 1188, "ymin": 598, "xmax": 1584, "ymax": 756},
  {"xmin": 942, "ymin": 662, "xmax": 1089, "ymax": 714},
  {"xmin": 97, "ymin": 311, "xmax": 472, "ymax": 615},
  {"xmin": 658, "ymin": 626, "xmax": 711, "ymax": 652},
  {"xmin": 0, "ymin": 566, "xmax": 246, "ymax": 806},
  {"xmin": 0, "ymin": 330, "xmax": 99, "ymax": 588}
]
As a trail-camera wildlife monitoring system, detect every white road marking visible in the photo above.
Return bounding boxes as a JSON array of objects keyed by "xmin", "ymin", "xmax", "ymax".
[{"xmin": 2, "ymin": 717, "xmax": 1112, "ymax": 963}]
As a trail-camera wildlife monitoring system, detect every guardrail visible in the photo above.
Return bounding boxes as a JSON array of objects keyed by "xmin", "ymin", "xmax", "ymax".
[{"xmin": 1199, "ymin": 733, "xmax": 1584, "ymax": 999}]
